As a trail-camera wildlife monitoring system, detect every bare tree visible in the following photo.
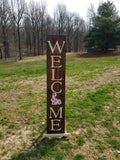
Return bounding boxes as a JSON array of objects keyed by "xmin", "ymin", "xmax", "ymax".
[
  {"xmin": 46, "ymin": 15, "xmax": 55, "ymax": 35},
  {"xmin": 53, "ymin": 4, "xmax": 86, "ymax": 52},
  {"xmin": 65, "ymin": 12, "xmax": 74, "ymax": 52},
  {"xmin": 27, "ymin": 1, "xmax": 37, "ymax": 56},
  {"xmin": 39, "ymin": 2, "xmax": 47, "ymax": 55},
  {"xmin": 34, "ymin": 2, "xmax": 46, "ymax": 55},
  {"xmin": 0, "ymin": 0, "xmax": 87, "ymax": 60},
  {"xmin": 86, "ymin": 4, "xmax": 96, "ymax": 28},
  {"xmin": 54, "ymin": 4, "xmax": 67, "ymax": 35},
  {"xmin": 24, "ymin": 16, "xmax": 32, "ymax": 56},
  {"xmin": 73, "ymin": 14, "xmax": 86, "ymax": 52},
  {"xmin": 0, "ymin": 0, "xmax": 11, "ymax": 59},
  {"xmin": 26, "ymin": 1, "xmax": 47, "ymax": 56},
  {"xmin": 11, "ymin": 0, "xmax": 25, "ymax": 60}
]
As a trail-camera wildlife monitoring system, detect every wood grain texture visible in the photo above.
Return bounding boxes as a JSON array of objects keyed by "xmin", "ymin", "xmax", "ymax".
[{"xmin": 47, "ymin": 35, "xmax": 66, "ymax": 134}]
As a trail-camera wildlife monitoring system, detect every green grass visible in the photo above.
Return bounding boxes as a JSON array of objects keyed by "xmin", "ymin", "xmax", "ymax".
[
  {"xmin": 0, "ymin": 53, "xmax": 120, "ymax": 160},
  {"xmin": 66, "ymin": 82, "xmax": 120, "ymax": 132},
  {"xmin": 77, "ymin": 137, "xmax": 85, "ymax": 146},
  {"xmin": 0, "ymin": 84, "xmax": 31, "ymax": 92},
  {"xmin": 74, "ymin": 153, "xmax": 84, "ymax": 160},
  {"xmin": 66, "ymin": 56, "xmax": 120, "ymax": 80},
  {"xmin": 86, "ymin": 129, "xmax": 93, "ymax": 139},
  {"xmin": 95, "ymin": 144, "xmax": 106, "ymax": 153},
  {"xmin": 0, "ymin": 132, "xmax": 3, "ymax": 140},
  {"xmin": 0, "ymin": 59, "xmax": 46, "ymax": 81},
  {"xmin": 97, "ymin": 157, "xmax": 106, "ymax": 160},
  {"xmin": 109, "ymin": 139, "xmax": 120, "ymax": 150}
]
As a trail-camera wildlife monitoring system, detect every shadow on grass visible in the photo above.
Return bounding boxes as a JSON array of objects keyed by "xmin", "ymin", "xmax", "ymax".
[
  {"xmin": 11, "ymin": 130, "xmax": 69, "ymax": 160},
  {"xmin": 77, "ymin": 50, "xmax": 120, "ymax": 58}
]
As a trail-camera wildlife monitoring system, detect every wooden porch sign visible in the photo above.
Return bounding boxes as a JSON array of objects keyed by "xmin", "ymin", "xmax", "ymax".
[{"xmin": 44, "ymin": 35, "xmax": 70, "ymax": 137}]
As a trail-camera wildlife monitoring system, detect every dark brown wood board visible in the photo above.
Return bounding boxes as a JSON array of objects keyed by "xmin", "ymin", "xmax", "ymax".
[{"xmin": 47, "ymin": 35, "xmax": 66, "ymax": 134}]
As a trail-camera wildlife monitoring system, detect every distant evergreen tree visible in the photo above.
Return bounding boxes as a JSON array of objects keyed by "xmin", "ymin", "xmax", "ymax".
[{"xmin": 84, "ymin": 1, "xmax": 120, "ymax": 53}]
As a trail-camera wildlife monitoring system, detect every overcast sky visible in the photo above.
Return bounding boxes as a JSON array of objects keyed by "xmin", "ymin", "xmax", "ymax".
[{"xmin": 26, "ymin": 0, "xmax": 120, "ymax": 20}]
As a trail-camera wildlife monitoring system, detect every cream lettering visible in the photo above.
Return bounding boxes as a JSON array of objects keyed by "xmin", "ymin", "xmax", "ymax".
[
  {"xmin": 51, "ymin": 81, "xmax": 62, "ymax": 94},
  {"xmin": 51, "ymin": 119, "xmax": 61, "ymax": 131},
  {"xmin": 48, "ymin": 41, "xmax": 65, "ymax": 54},
  {"xmin": 51, "ymin": 55, "xmax": 62, "ymax": 68},
  {"xmin": 49, "ymin": 107, "xmax": 63, "ymax": 118}
]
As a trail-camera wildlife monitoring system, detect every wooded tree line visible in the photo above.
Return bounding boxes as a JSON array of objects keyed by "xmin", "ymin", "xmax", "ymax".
[
  {"xmin": 0, "ymin": 0, "xmax": 86, "ymax": 60},
  {"xmin": 1, "ymin": 0, "xmax": 120, "ymax": 60}
]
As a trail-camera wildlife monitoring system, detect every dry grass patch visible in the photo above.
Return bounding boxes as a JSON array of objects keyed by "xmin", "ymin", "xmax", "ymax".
[
  {"xmin": 67, "ymin": 67, "xmax": 120, "ymax": 94},
  {"xmin": 0, "ymin": 75, "xmax": 46, "ymax": 160},
  {"xmin": 0, "ymin": 126, "xmax": 32, "ymax": 160},
  {"xmin": 0, "ymin": 54, "xmax": 120, "ymax": 160}
]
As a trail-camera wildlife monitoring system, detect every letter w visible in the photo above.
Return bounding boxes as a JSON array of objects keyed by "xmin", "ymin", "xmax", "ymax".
[{"xmin": 48, "ymin": 41, "xmax": 65, "ymax": 54}]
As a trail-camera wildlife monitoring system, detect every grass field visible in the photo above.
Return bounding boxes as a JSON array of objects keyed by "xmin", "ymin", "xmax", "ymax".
[{"xmin": 0, "ymin": 53, "xmax": 120, "ymax": 160}]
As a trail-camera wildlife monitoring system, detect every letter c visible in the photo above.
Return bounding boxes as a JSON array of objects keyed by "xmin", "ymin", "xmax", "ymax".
[{"xmin": 51, "ymin": 81, "xmax": 62, "ymax": 94}]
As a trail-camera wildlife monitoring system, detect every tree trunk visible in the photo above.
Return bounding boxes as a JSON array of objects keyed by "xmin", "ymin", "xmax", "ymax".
[
  {"xmin": 41, "ymin": 38, "xmax": 44, "ymax": 55},
  {"xmin": 103, "ymin": 48, "xmax": 108, "ymax": 53},
  {"xmin": 2, "ymin": 26, "xmax": 9, "ymax": 59},
  {"xmin": 37, "ymin": 32, "xmax": 40, "ymax": 55},
  {"xmin": 17, "ymin": 26, "xmax": 22, "ymax": 60},
  {"xmin": 0, "ymin": 48, "xmax": 2, "ymax": 59},
  {"xmin": 3, "ymin": 41, "xmax": 9, "ymax": 59},
  {"xmin": 33, "ymin": 32, "xmax": 36, "ymax": 56},
  {"xmin": 13, "ymin": 24, "xmax": 17, "ymax": 57},
  {"xmin": 29, "ymin": 41, "xmax": 32, "ymax": 55}
]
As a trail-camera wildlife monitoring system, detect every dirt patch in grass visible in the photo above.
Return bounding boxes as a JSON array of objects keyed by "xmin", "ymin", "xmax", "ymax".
[
  {"xmin": 72, "ymin": 124, "xmax": 116, "ymax": 160},
  {"xmin": 19, "ymin": 52, "xmax": 74, "ymax": 63},
  {"xmin": 19, "ymin": 55, "xmax": 46, "ymax": 62},
  {"xmin": 76, "ymin": 141, "xmax": 98, "ymax": 160},
  {"xmin": 66, "ymin": 67, "xmax": 120, "ymax": 93},
  {"xmin": 78, "ymin": 49, "xmax": 120, "ymax": 58},
  {"xmin": 0, "ymin": 75, "xmax": 46, "ymax": 99},
  {"xmin": 0, "ymin": 75, "xmax": 46, "ymax": 160},
  {"xmin": 72, "ymin": 128, "xmax": 87, "ymax": 135},
  {"xmin": 14, "ymin": 75, "xmax": 46, "ymax": 92},
  {"xmin": 113, "ymin": 118, "xmax": 120, "ymax": 128},
  {"xmin": 0, "ymin": 126, "xmax": 32, "ymax": 160},
  {"xmin": 0, "ymin": 54, "xmax": 120, "ymax": 160}
]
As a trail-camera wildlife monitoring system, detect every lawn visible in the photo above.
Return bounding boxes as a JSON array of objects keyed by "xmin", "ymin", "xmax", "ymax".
[{"xmin": 0, "ymin": 53, "xmax": 120, "ymax": 160}]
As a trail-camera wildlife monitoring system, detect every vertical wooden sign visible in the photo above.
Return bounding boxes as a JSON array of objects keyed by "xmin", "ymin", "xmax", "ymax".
[{"xmin": 44, "ymin": 35, "xmax": 70, "ymax": 137}]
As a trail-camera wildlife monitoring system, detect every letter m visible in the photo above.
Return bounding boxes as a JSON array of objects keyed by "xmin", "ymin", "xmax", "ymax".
[
  {"xmin": 49, "ymin": 107, "xmax": 63, "ymax": 118},
  {"xmin": 48, "ymin": 41, "xmax": 65, "ymax": 54}
]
